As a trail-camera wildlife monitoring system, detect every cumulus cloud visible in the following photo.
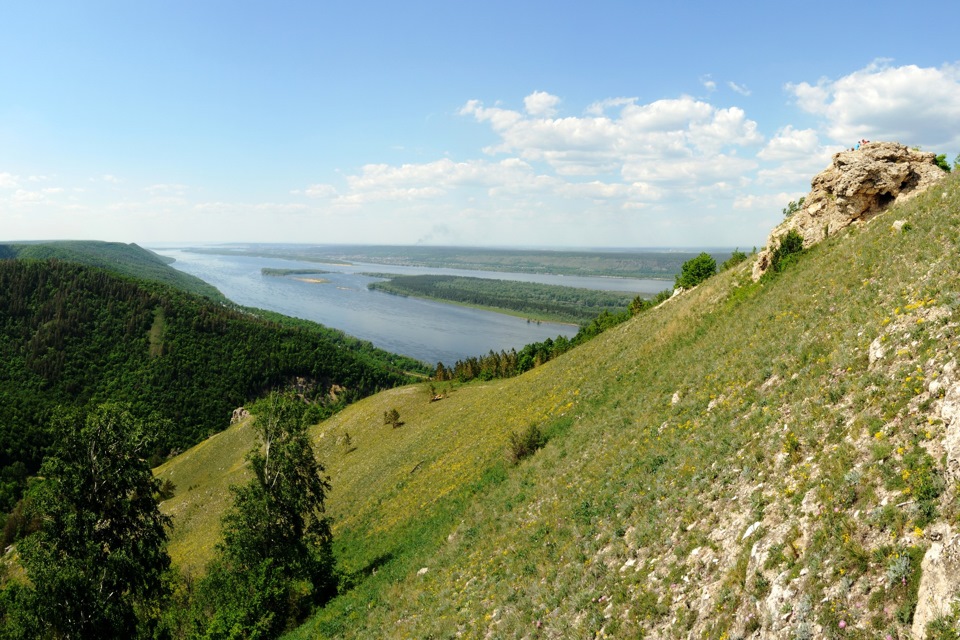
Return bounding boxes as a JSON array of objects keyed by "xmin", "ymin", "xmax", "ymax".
[
  {"xmin": 524, "ymin": 91, "xmax": 561, "ymax": 117},
  {"xmin": 295, "ymin": 90, "xmax": 770, "ymax": 240},
  {"xmin": 461, "ymin": 92, "xmax": 763, "ymax": 179},
  {"xmin": 787, "ymin": 60, "xmax": 960, "ymax": 149},
  {"xmin": 584, "ymin": 96, "xmax": 637, "ymax": 116},
  {"xmin": 754, "ymin": 126, "xmax": 845, "ymax": 188},
  {"xmin": 757, "ymin": 126, "xmax": 821, "ymax": 161},
  {"xmin": 323, "ymin": 158, "xmax": 554, "ymax": 206}
]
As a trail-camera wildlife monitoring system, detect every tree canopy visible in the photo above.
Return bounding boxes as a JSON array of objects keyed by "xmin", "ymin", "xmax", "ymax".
[
  {"xmin": 0, "ymin": 259, "xmax": 424, "ymax": 517},
  {"xmin": 11, "ymin": 404, "xmax": 171, "ymax": 639},
  {"xmin": 192, "ymin": 395, "xmax": 336, "ymax": 638},
  {"xmin": 674, "ymin": 252, "xmax": 717, "ymax": 290}
]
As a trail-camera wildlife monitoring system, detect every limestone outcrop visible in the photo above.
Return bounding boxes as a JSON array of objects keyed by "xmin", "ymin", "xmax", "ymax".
[{"xmin": 752, "ymin": 141, "xmax": 947, "ymax": 280}]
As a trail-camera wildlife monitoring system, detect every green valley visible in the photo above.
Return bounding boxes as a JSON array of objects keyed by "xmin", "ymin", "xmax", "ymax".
[
  {"xmin": 0, "ymin": 259, "xmax": 427, "ymax": 518},
  {"xmin": 4, "ymin": 154, "xmax": 960, "ymax": 639}
]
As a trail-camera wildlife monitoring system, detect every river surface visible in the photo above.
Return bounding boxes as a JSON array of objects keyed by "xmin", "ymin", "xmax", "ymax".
[{"xmin": 153, "ymin": 248, "xmax": 672, "ymax": 367}]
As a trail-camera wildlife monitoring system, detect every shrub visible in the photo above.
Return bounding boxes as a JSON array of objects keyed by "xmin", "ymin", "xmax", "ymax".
[
  {"xmin": 769, "ymin": 229, "xmax": 805, "ymax": 273},
  {"xmin": 927, "ymin": 601, "xmax": 960, "ymax": 639},
  {"xmin": 383, "ymin": 408, "xmax": 404, "ymax": 428},
  {"xmin": 508, "ymin": 424, "xmax": 546, "ymax": 464},
  {"xmin": 935, "ymin": 154, "xmax": 952, "ymax": 173},
  {"xmin": 674, "ymin": 252, "xmax": 717, "ymax": 290},
  {"xmin": 782, "ymin": 196, "xmax": 806, "ymax": 218},
  {"xmin": 720, "ymin": 248, "xmax": 748, "ymax": 271}
]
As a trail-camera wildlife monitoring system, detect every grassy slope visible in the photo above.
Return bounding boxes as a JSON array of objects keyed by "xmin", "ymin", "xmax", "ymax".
[
  {"xmin": 158, "ymin": 171, "xmax": 960, "ymax": 638},
  {"xmin": 155, "ymin": 418, "xmax": 257, "ymax": 575},
  {"xmin": 1, "ymin": 240, "xmax": 225, "ymax": 300}
]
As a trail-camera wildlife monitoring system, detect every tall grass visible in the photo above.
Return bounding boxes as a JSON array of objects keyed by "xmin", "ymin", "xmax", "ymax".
[{"xmin": 158, "ymin": 172, "xmax": 960, "ymax": 639}]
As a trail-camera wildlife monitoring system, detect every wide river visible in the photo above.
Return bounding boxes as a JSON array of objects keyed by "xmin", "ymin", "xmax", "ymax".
[{"xmin": 154, "ymin": 248, "xmax": 672, "ymax": 367}]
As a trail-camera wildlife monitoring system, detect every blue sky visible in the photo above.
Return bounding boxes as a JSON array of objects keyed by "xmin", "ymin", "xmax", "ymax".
[{"xmin": 2, "ymin": 1, "xmax": 959, "ymax": 248}]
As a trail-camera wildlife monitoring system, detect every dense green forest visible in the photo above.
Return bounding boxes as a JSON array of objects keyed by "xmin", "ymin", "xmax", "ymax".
[
  {"xmin": 368, "ymin": 274, "xmax": 638, "ymax": 324},
  {"xmin": 1, "ymin": 241, "xmax": 225, "ymax": 300},
  {"xmin": 0, "ymin": 259, "xmax": 427, "ymax": 517}
]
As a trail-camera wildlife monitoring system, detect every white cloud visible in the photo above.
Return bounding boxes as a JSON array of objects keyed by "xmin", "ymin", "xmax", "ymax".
[
  {"xmin": 322, "ymin": 157, "xmax": 551, "ymax": 206},
  {"xmin": 733, "ymin": 191, "xmax": 806, "ymax": 212},
  {"xmin": 459, "ymin": 99, "xmax": 524, "ymax": 131},
  {"xmin": 13, "ymin": 189, "xmax": 44, "ymax": 203},
  {"xmin": 290, "ymin": 90, "xmax": 771, "ymax": 244},
  {"xmin": 754, "ymin": 126, "xmax": 844, "ymax": 188},
  {"xmin": 758, "ymin": 126, "xmax": 821, "ymax": 161},
  {"xmin": 524, "ymin": 91, "xmax": 561, "ymax": 117},
  {"xmin": 301, "ymin": 183, "xmax": 338, "ymax": 198},
  {"xmin": 460, "ymin": 94, "xmax": 763, "ymax": 179},
  {"xmin": 621, "ymin": 154, "xmax": 755, "ymax": 187},
  {"xmin": 787, "ymin": 60, "xmax": 960, "ymax": 149},
  {"xmin": 101, "ymin": 174, "xmax": 121, "ymax": 183},
  {"xmin": 584, "ymin": 96, "xmax": 637, "ymax": 116},
  {"xmin": 700, "ymin": 75, "xmax": 717, "ymax": 92},
  {"xmin": 728, "ymin": 81, "xmax": 751, "ymax": 96},
  {"xmin": 0, "ymin": 172, "xmax": 19, "ymax": 188}
]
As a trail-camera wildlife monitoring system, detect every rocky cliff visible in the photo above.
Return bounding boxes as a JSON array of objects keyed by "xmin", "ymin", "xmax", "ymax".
[{"xmin": 753, "ymin": 142, "xmax": 947, "ymax": 280}]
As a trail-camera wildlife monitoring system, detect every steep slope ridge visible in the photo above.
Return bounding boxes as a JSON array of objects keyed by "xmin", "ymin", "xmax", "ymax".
[
  {"xmin": 300, "ymin": 171, "xmax": 960, "ymax": 638},
  {"xmin": 159, "ymin": 172, "xmax": 960, "ymax": 638},
  {"xmin": 753, "ymin": 142, "xmax": 946, "ymax": 280},
  {"xmin": 0, "ymin": 240, "xmax": 224, "ymax": 299}
]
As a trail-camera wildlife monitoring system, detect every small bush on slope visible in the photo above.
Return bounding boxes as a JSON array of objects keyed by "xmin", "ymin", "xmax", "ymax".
[{"xmin": 675, "ymin": 251, "xmax": 717, "ymax": 289}]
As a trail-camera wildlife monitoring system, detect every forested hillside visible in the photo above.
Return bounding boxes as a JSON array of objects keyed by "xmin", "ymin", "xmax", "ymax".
[
  {"xmin": 0, "ymin": 240, "xmax": 224, "ymax": 300},
  {"xmin": 0, "ymin": 259, "xmax": 425, "ymax": 515}
]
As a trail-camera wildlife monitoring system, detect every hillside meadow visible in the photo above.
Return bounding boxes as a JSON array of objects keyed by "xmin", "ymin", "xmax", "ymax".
[{"xmin": 158, "ymin": 170, "xmax": 960, "ymax": 638}]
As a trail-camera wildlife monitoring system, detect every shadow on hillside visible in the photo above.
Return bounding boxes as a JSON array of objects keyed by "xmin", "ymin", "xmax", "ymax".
[{"xmin": 342, "ymin": 552, "xmax": 395, "ymax": 590}]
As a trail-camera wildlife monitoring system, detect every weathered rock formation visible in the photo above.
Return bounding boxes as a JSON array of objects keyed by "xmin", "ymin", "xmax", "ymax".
[
  {"xmin": 752, "ymin": 141, "xmax": 947, "ymax": 280},
  {"xmin": 230, "ymin": 406, "xmax": 250, "ymax": 424}
]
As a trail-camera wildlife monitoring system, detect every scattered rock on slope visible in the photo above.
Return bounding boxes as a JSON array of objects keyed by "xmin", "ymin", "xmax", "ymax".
[{"xmin": 752, "ymin": 141, "xmax": 947, "ymax": 280}]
